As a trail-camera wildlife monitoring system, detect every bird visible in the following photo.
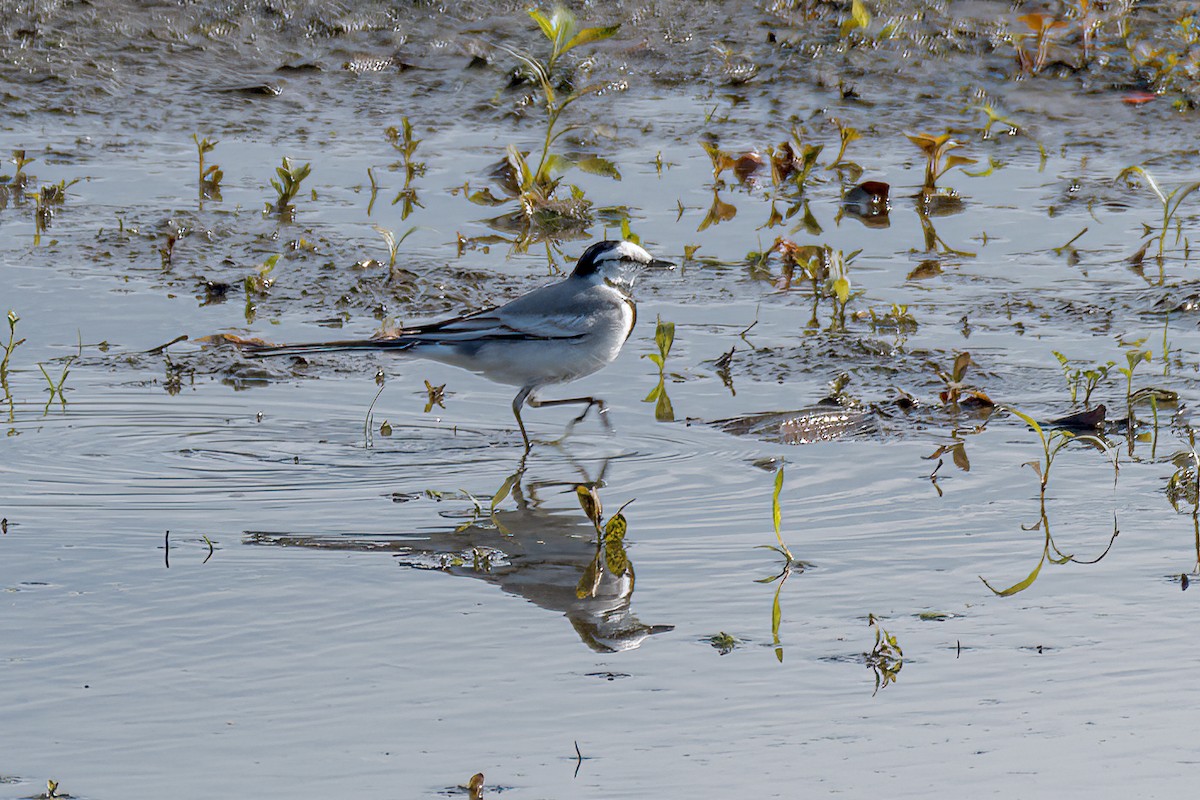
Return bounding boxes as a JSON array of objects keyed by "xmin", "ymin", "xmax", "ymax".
[{"xmin": 242, "ymin": 240, "xmax": 673, "ymax": 450}]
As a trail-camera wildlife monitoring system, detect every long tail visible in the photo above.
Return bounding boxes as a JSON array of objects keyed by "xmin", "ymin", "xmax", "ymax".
[{"xmin": 242, "ymin": 337, "xmax": 417, "ymax": 358}]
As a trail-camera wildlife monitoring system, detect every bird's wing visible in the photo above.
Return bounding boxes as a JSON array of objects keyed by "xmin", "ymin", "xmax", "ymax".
[{"xmin": 238, "ymin": 283, "xmax": 596, "ymax": 357}]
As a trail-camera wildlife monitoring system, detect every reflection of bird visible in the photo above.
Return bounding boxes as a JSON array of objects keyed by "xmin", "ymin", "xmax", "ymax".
[
  {"xmin": 244, "ymin": 240, "xmax": 673, "ymax": 448},
  {"xmin": 244, "ymin": 465, "xmax": 673, "ymax": 653}
]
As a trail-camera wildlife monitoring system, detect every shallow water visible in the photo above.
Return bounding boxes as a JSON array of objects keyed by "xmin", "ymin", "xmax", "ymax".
[{"xmin": 4, "ymin": 1, "xmax": 1200, "ymax": 797}]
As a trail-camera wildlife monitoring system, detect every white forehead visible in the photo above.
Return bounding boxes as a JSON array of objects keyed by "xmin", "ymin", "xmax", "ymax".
[{"xmin": 601, "ymin": 240, "xmax": 652, "ymax": 263}]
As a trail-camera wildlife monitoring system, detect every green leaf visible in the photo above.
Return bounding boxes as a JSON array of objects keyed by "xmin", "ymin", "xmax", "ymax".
[
  {"xmin": 981, "ymin": 551, "xmax": 1046, "ymax": 597},
  {"xmin": 576, "ymin": 156, "xmax": 622, "ymax": 180},
  {"xmin": 528, "ymin": 8, "xmax": 556, "ymax": 42},
  {"xmin": 832, "ymin": 276, "xmax": 850, "ymax": 305},
  {"xmin": 490, "ymin": 471, "xmax": 520, "ymax": 512},
  {"xmin": 604, "ymin": 511, "xmax": 627, "ymax": 540},
  {"xmin": 654, "ymin": 319, "xmax": 675, "ymax": 360},
  {"xmin": 563, "ymin": 23, "xmax": 620, "ymax": 54},
  {"xmin": 772, "ymin": 466, "xmax": 784, "ymax": 544}
]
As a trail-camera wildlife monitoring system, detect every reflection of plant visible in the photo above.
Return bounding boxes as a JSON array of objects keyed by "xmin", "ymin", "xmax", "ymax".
[
  {"xmin": 1167, "ymin": 431, "xmax": 1200, "ymax": 578},
  {"xmin": 243, "ymin": 254, "xmax": 280, "ymax": 324},
  {"xmin": 642, "ymin": 316, "xmax": 675, "ymax": 422},
  {"xmin": 864, "ymin": 614, "xmax": 902, "ymax": 695},
  {"xmin": 1052, "ymin": 351, "xmax": 1113, "ymax": 407}
]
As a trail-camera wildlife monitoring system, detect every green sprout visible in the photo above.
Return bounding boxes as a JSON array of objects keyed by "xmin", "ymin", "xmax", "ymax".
[
  {"xmin": 1, "ymin": 310, "xmax": 24, "ymax": 385},
  {"xmin": 38, "ymin": 356, "xmax": 75, "ymax": 408},
  {"xmin": 243, "ymin": 254, "xmax": 280, "ymax": 324},
  {"xmin": 386, "ymin": 119, "xmax": 425, "ymax": 219},
  {"xmin": 192, "ymin": 134, "xmax": 223, "ymax": 202},
  {"xmin": 1118, "ymin": 340, "xmax": 1151, "ymax": 409},
  {"xmin": 269, "ymin": 157, "xmax": 312, "ymax": 218},
  {"xmin": 865, "ymin": 614, "xmax": 903, "ymax": 695},
  {"xmin": 1052, "ymin": 351, "xmax": 1114, "ymax": 407},
  {"xmin": 1116, "ymin": 166, "xmax": 1200, "ymax": 264},
  {"xmin": 372, "ymin": 224, "xmax": 419, "ymax": 279},
  {"xmin": 641, "ymin": 316, "xmax": 675, "ymax": 422},
  {"xmin": 905, "ymin": 132, "xmax": 976, "ymax": 196}
]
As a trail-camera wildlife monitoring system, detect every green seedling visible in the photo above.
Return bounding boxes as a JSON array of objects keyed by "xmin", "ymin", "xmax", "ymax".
[
  {"xmin": 385, "ymin": 119, "xmax": 425, "ymax": 219},
  {"xmin": 1118, "ymin": 340, "xmax": 1151, "ymax": 407},
  {"xmin": 1014, "ymin": 12, "xmax": 1069, "ymax": 75},
  {"xmin": 906, "ymin": 132, "xmax": 976, "ymax": 195},
  {"xmin": 269, "ymin": 157, "xmax": 311, "ymax": 218},
  {"xmin": 840, "ymin": 0, "xmax": 871, "ymax": 37},
  {"xmin": 709, "ymin": 632, "xmax": 740, "ymax": 655},
  {"xmin": 573, "ymin": 484, "xmax": 635, "ymax": 600},
  {"xmin": 4, "ymin": 149, "xmax": 35, "ymax": 194},
  {"xmin": 935, "ymin": 352, "xmax": 992, "ymax": 408},
  {"xmin": 868, "ymin": 304, "xmax": 918, "ymax": 336},
  {"xmin": 971, "ymin": 102, "xmax": 1021, "ymax": 138},
  {"xmin": 641, "ymin": 316, "xmax": 675, "ymax": 422},
  {"xmin": 192, "ymin": 134, "xmax": 223, "ymax": 202},
  {"xmin": 1116, "ymin": 166, "xmax": 1200, "ymax": 263},
  {"xmin": 1052, "ymin": 351, "xmax": 1114, "ymax": 407},
  {"xmin": 753, "ymin": 465, "xmax": 800, "ymax": 663},
  {"xmin": 865, "ymin": 614, "xmax": 903, "ymax": 695},
  {"xmin": 38, "ymin": 356, "xmax": 74, "ymax": 408},
  {"xmin": 1, "ymin": 310, "xmax": 24, "ymax": 386},
  {"xmin": 1004, "ymin": 406, "xmax": 1116, "ymax": 497},
  {"xmin": 826, "ymin": 118, "xmax": 861, "ymax": 176},
  {"xmin": 372, "ymin": 224, "xmax": 419, "ymax": 278},
  {"xmin": 243, "ymin": 254, "xmax": 280, "ymax": 324},
  {"xmin": 514, "ymin": 7, "xmax": 620, "ymax": 187}
]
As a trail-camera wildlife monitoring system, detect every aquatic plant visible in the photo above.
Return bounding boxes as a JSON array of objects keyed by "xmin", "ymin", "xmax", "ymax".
[
  {"xmin": 767, "ymin": 239, "xmax": 860, "ymax": 330},
  {"xmin": 38, "ymin": 356, "xmax": 74, "ymax": 408},
  {"xmin": 487, "ymin": 6, "xmax": 620, "ymax": 244},
  {"xmin": 191, "ymin": 134, "xmax": 223, "ymax": 203},
  {"xmin": 906, "ymin": 132, "xmax": 975, "ymax": 196},
  {"xmin": 1118, "ymin": 340, "xmax": 1151, "ymax": 411},
  {"xmin": 1013, "ymin": 12, "xmax": 1069, "ymax": 75},
  {"xmin": 1, "ymin": 310, "xmax": 24, "ymax": 386},
  {"xmin": 1052, "ymin": 351, "xmax": 1114, "ymax": 407},
  {"xmin": 935, "ymin": 352, "xmax": 992, "ymax": 408},
  {"xmin": 423, "ymin": 380, "xmax": 446, "ymax": 413},
  {"xmin": 865, "ymin": 614, "xmax": 903, "ymax": 695},
  {"xmin": 1003, "ymin": 406, "xmax": 1116, "ymax": 498},
  {"xmin": 826, "ymin": 118, "xmax": 861, "ymax": 178},
  {"xmin": 385, "ymin": 119, "xmax": 424, "ymax": 219},
  {"xmin": 269, "ymin": 157, "xmax": 311, "ymax": 218},
  {"xmin": 754, "ymin": 465, "xmax": 796, "ymax": 663},
  {"xmin": 574, "ymin": 484, "xmax": 634, "ymax": 600},
  {"xmin": 243, "ymin": 254, "xmax": 280, "ymax": 324},
  {"xmin": 372, "ymin": 224, "xmax": 419, "ymax": 278},
  {"xmin": 1116, "ymin": 166, "xmax": 1200, "ymax": 264},
  {"xmin": 642, "ymin": 316, "xmax": 675, "ymax": 422}
]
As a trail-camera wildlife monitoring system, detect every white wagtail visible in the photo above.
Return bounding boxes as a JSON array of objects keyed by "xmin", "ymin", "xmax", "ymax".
[{"xmin": 245, "ymin": 240, "xmax": 673, "ymax": 449}]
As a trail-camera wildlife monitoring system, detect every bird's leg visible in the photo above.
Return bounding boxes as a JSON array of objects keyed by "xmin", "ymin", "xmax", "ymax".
[
  {"xmin": 527, "ymin": 394, "xmax": 611, "ymax": 437},
  {"xmin": 512, "ymin": 386, "xmax": 534, "ymax": 452}
]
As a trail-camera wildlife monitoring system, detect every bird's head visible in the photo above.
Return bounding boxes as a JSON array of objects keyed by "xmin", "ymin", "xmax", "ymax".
[{"xmin": 571, "ymin": 240, "xmax": 674, "ymax": 293}]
